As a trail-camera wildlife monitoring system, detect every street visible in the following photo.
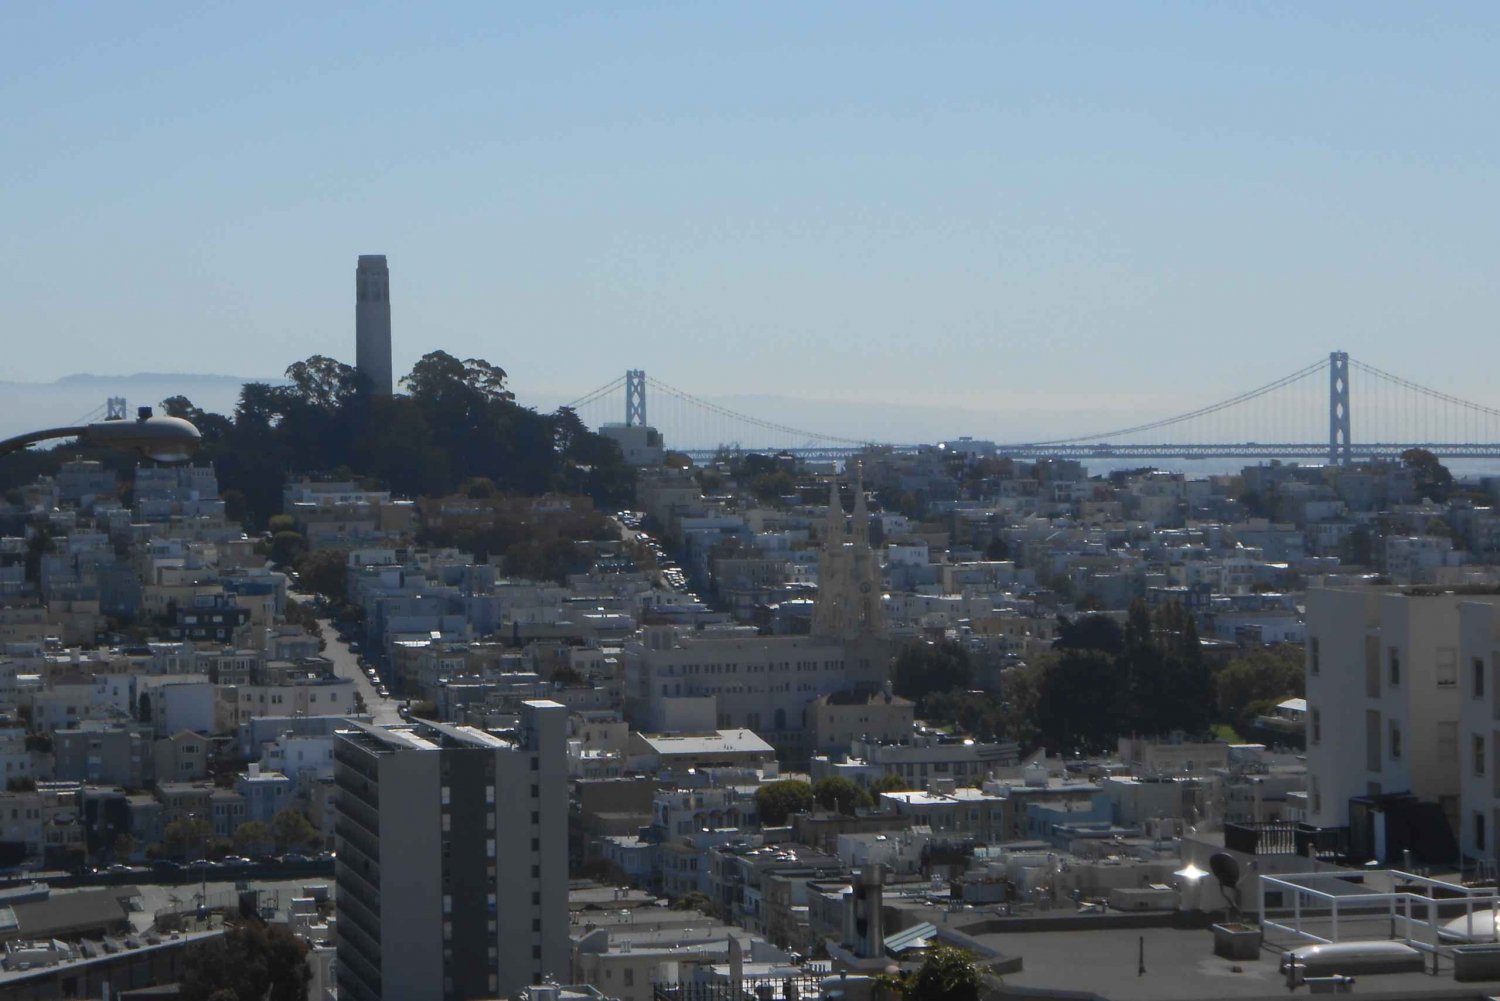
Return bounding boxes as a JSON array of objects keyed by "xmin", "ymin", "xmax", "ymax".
[{"xmin": 312, "ymin": 612, "xmax": 402, "ymax": 726}]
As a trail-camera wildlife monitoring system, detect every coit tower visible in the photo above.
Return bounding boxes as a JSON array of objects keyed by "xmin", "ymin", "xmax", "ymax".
[{"xmin": 355, "ymin": 254, "xmax": 393, "ymax": 396}]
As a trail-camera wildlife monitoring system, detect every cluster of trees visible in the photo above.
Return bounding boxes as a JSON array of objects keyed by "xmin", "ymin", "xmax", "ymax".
[
  {"xmin": 179, "ymin": 921, "xmax": 310, "ymax": 1001},
  {"xmin": 414, "ymin": 485, "xmax": 620, "ymax": 584},
  {"xmin": 754, "ymin": 777, "xmax": 879, "ymax": 824},
  {"xmin": 1022, "ymin": 603, "xmax": 1213, "ymax": 754},
  {"xmin": 1213, "ymin": 644, "xmax": 1305, "ymax": 737},
  {"xmin": 0, "ymin": 351, "xmax": 639, "ymax": 530},
  {"xmin": 891, "ymin": 640, "xmax": 1023, "ymax": 746},
  {"xmin": 159, "ymin": 808, "xmax": 323, "ymax": 860},
  {"xmin": 157, "ymin": 351, "xmax": 635, "ymax": 528},
  {"xmin": 948, "ymin": 603, "xmax": 1215, "ymax": 756}
]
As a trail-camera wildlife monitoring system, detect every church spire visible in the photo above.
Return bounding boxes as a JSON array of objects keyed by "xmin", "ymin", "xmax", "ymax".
[
  {"xmin": 852, "ymin": 466, "xmax": 869, "ymax": 545},
  {"xmin": 826, "ymin": 478, "xmax": 845, "ymax": 541}
]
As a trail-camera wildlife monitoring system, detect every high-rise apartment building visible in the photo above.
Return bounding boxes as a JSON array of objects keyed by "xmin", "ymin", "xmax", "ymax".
[
  {"xmin": 334, "ymin": 701, "xmax": 567, "ymax": 1000},
  {"xmin": 1305, "ymin": 585, "xmax": 1500, "ymax": 863},
  {"xmin": 355, "ymin": 255, "xmax": 393, "ymax": 396}
]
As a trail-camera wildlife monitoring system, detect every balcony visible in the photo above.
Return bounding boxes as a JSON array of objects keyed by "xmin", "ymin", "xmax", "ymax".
[{"xmin": 1224, "ymin": 821, "xmax": 1349, "ymax": 860}]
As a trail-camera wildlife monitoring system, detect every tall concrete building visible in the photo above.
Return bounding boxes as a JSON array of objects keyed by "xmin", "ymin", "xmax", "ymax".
[
  {"xmin": 334, "ymin": 701, "xmax": 568, "ymax": 1000},
  {"xmin": 1304, "ymin": 585, "xmax": 1500, "ymax": 864},
  {"xmin": 355, "ymin": 254, "xmax": 393, "ymax": 396}
]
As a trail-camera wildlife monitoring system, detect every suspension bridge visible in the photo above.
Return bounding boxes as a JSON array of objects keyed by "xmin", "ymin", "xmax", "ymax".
[{"xmin": 564, "ymin": 354, "xmax": 1500, "ymax": 464}]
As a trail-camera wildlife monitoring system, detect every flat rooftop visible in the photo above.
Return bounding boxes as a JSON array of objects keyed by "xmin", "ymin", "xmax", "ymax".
[{"xmin": 962, "ymin": 920, "xmax": 1500, "ymax": 1000}]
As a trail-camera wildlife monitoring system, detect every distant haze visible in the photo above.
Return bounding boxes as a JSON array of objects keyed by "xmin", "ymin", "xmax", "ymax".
[{"xmin": 0, "ymin": 373, "xmax": 275, "ymax": 442}]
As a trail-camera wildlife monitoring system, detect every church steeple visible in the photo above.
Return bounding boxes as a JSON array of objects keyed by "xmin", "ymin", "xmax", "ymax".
[
  {"xmin": 851, "ymin": 467, "xmax": 869, "ymax": 545},
  {"xmin": 813, "ymin": 470, "xmax": 885, "ymax": 640},
  {"xmin": 826, "ymin": 478, "xmax": 845, "ymax": 541}
]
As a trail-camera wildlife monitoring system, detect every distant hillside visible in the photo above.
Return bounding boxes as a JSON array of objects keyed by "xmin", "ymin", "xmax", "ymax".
[{"xmin": 0, "ymin": 372, "xmax": 277, "ymax": 440}]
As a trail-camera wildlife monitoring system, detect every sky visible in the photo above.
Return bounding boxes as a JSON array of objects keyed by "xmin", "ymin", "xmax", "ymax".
[{"xmin": 4, "ymin": 3, "xmax": 1499, "ymax": 440}]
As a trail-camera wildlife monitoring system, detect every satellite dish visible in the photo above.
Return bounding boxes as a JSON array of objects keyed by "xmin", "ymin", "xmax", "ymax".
[
  {"xmin": 1209, "ymin": 852, "xmax": 1243, "ymax": 920},
  {"xmin": 1209, "ymin": 852, "xmax": 1241, "ymax": 889}
]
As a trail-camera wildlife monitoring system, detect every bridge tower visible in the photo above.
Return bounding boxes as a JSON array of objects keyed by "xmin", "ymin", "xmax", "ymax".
[
  {"xmin": 625, "ymin": 370, "xmax": 647, "ymax": 427},
  {"xmin": 105, "ymin": 397, "xmax": 128, "ymax": 420},
  {"xmin": 1328, "ymin": 351, "xmax": 1351, "ymax": 466}
]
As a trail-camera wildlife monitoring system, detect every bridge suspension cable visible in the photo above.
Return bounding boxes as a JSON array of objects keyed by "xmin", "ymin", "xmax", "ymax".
[
  {"xmin": 562, "ymin": 374, "xmax": 627, "ymax": 412},
  {"xmin": 645, "ymin": 376, "xmax": 872, "ymax": 447},
  {"xmin": 1350, "ymin": 359, "xmax": 1500, "ymax": 422},
  {"xmin": 1021, "ymin": 357, "xmax": 1329, "ymax": 446}
]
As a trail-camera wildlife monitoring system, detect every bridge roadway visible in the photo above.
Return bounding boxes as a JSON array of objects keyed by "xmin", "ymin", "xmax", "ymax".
[{"xmin": 682, "ymin": 442, "xmax": 1500, "ymax": 462}]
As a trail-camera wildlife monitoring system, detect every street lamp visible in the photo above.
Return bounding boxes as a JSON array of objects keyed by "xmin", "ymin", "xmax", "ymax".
[{"xmin": 0, "ymin": 407, "xmax": 201, "ymax": 461}]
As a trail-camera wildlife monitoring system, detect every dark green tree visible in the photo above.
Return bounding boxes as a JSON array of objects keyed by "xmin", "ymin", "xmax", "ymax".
[
  {"xmin": 1035, "ymin": 649, "xmax": 1121, "ymax": 754},
  {"xmin": 270, "ymin": 808, "xmax": 321, "ymax": 852},
  {"xmin": 1402, "ymin": 447, "xmax": 1454, "ymax": 503},
  {"xmin": 812, "ymin": 776, "xmax": 873, "ymax": 815},
  {"xmin": 1053, "ymin": 614, "xmax": 1125, "ymax": 656},
  {"xmin": 901, "ymin": 944, "xmax": 980, "ymax": 1001},
  {"xmin": 892, "ymin": 641, "xmax": 974, "ymax": 701},
  {"xmin": 296, "ymin": 548, "xmax": 349, "ymax": 602},
  {"xmin": 755, "ymin": 780, "xmax": 815, "ymax": 825},
  {"xmin": 179, "ymin": 921, "xmax": 311, "ymax": 1001},
  {"xmin": 1214, "ymin": 644, "xmax": 1305, "ymax": 735},
  {"xmin": 164, "ymin": 816, "xmax": 212, "ymax": 859}
]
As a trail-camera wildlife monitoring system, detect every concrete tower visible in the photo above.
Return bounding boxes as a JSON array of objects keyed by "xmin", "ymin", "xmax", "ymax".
[{"xmin": 355, "ymin": 255, "xmax": 393, "ymax": 396}]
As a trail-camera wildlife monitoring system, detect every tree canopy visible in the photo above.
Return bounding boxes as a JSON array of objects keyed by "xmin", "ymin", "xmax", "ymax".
[
  {"xmin": 812, "ymin": 776, "xmax": 873, "ymax": 815},
  {"xmin": 892, "ymin": 640, "xmax": 975, "ymax": 702},
  {"xmin": 755, "ymin": 780, "xmax": 814, "ymax": 826},
  {"xmin": 29, "ymin": 351, "xmax": 637, "ymax": 530},
  {"xmin": 1031, "ymin": 600, "xmax": 1212, "ymax": 754},
  {"xmin": 179, "ymin": 921, "xmax": 310, "ymax": 1001},
  {"xmin": 1214, "ymin": 644, "xmax": 1305, "ymax": 736},
  {"xmin": 896, "ymin": 945, "xmax": 980, "ymax": 1001}
]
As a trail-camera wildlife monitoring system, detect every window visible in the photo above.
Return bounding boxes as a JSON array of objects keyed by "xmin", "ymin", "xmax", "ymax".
[
  {"xmin": 1389, "ymin": 647, "xmax": 1401, "ymax": 686},
  {"xmin": 624, "ymin": 970, "xmax": 635, "ymax": 987},
  {"xmin": 1390, "ymin": 722, "xmax": 1402, "ymax": 761},
  {"xmin": 1438, "ymin": 648, "xmax": 1458, "ymax": 687},
  {"xmin": 1479, "ymin": 812, "xmax": 1488, "ymax": 853},
  {"xmin": 1309, "ymin": 637, "xmax": 1320, "ymax": 676},
  {"xmin": 1476, "ymin": 734, "xmax": 1487, "ymax": 777},
  {"xmin": 1477, "ymin": 658, "xmax": 1487, "ymax": 700},
  {"xmin": 1311, "ymin": 708, "xmax": 1321, "ymax": 744}
]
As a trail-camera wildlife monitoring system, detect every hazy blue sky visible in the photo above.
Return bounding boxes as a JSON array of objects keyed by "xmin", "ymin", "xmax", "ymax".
[{"xmin": 5, "ymin": 3, "xmax": 1498, "ymax": 436}]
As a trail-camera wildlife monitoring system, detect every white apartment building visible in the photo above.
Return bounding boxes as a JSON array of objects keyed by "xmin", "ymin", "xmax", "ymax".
[
  {"xmin": 1305, "ymin": 586, "xmax": 1500, "ymax": 861},
  {"xmin": 215, "ymin": 677, "xmax": 355, "ymax": 731},
  {"xmin": 1458, "ymin": 600, "xmax": 1500, "ymax": 864}
]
